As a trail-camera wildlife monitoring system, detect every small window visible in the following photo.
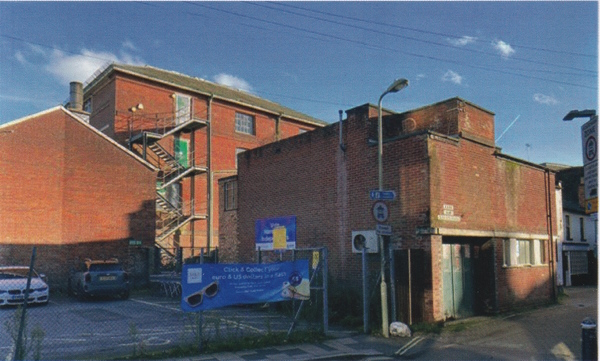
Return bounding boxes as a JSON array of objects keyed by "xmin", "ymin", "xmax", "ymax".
[
  {"xmin": 580, "ymin": 217, "xmax": 585, "ymax": 241},
  {"xmin": 299, "ymin": 129, "xmax": 307, "ymax": 135},
  {"xmin": 224, "ymin": 179, "xmax": 237, "ymax": 211},
  {"xmin": 235, "ymin": 148, "xmax": 247, "ymax": 169},
  {"xmin": 83, "ymin": 98, "xmax": 92, "ymax": 113},
  {"xmin": 235, "ymin": 112, "xmax": 255, "ymax": 135},
  {"xmin": 566, "ymin": 215, "xmax": 572, "ymax": 240}
]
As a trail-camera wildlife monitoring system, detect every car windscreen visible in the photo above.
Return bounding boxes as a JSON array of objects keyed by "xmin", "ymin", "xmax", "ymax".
[{"xmin": 89, "ymin": 264, "xmax": 123, "ymax": 272}]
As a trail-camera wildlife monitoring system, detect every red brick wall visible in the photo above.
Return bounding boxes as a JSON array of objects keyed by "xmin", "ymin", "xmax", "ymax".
[
  {"xmin": 87, "ymin": 73, "xmax": 322, "ymax": 252},
  {"xmin": 0, "ymin": 108, "xmax": 156, "ymax": 289},
  {"xmin": 235, "ymin": 99, "xmax": 556, "ymax": 322}
]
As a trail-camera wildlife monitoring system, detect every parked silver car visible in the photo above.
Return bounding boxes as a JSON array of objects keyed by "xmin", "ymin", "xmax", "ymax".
[
  {"xmin": 0, "ymin": 266, "xmax": 49, "ymax": 306},
  {"xmin": 69, "ymin": 258, "xmax": 130, "ymax": 300}
]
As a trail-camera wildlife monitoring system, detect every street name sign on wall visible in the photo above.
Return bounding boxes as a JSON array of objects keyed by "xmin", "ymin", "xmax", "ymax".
[
  {"xmin": 582, "ymin": 116, "xmax": 598, "ymax": 214},
  {"xmin": 181, "ymin": 260, "xmax": 310, "ymax": 312},
  {"xmin": 255, "ymin": 216, "xmax": 297, "ymax": 250}
]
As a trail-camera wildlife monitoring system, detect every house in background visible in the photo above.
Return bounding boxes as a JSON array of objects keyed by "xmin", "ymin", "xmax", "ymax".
[
  {"xmin": 552, "ymin": 165, "xmax": 598, "ymax": 286},
  {"xmin": 77, "ymin": 63, "xmax": 327, "ymax": 265},
  {"xmin": 222, "ymin": 97, "xmax": 558, "ymax": 323},
  {"xmin": 0, "ymin": 107, "xmax": 157, "ymax": 289}
]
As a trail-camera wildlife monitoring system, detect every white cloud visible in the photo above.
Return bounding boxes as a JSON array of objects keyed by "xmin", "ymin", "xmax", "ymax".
[
  {"xmin": 122, "ymin": 40, "xmax": 137, "ymax": 51},
  {"xmin": 45, "ymin": 48, "xmax": 144, "ymax": 84},
  {"xmin": 15, "ymin": 51, "xmax": 27, "ymax": 64},
  {"xmin": 533, "ymin": 93, "xmax": 558, "ymax": 105},
  {"xmin": 213, "ymin": 73, "xmax": 253, "ymax": 93},
  {"xmin": 448, "ymin": 36, "xmax": 477, "ymax": 46},
  {"xmin": 492, "ymin": 40, "xmax": 515, "ymax": 58},
  {"xmin": 442, "ymin": 70, "xmax": 462, "ymax": 85}
]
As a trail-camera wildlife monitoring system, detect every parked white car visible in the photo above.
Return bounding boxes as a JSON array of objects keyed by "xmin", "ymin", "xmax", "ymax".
[{"xmin": 0, "ymin": 266, "xmax": 49, "ymax": 306}]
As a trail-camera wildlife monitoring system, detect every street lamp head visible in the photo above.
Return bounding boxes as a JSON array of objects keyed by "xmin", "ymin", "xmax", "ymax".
[
  {"xmin": 384, "ymin": 78, "xmax": 409, "ymax": 96},
  {"xmin": 563, "ymin": 109, "xmax": 596, "ymax": 121}
]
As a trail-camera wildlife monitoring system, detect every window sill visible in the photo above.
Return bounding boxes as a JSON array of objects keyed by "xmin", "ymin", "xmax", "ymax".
[{"xmin": 502, "ymin": 264, "xmax": 548, "ymax": 269}]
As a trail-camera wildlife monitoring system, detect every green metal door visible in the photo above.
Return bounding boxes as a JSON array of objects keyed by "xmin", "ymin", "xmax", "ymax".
[
  {"xmin": 174, "ymin": 139, "xmax": 189, "ymax": 168},
  {"xmin": 442, "ymin": 244, "xmax": 474, "ymax": 319}
]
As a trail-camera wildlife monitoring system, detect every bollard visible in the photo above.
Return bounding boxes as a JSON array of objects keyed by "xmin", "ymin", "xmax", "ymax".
[{"xmin": 581, "ymin": 317, "xmax": 597, "ymax": 361}]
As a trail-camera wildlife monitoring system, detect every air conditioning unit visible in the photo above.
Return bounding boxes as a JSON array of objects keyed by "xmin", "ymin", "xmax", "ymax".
[{"xmin": 351, "ymin": 230, "xmax": 379, "ymax": 253}]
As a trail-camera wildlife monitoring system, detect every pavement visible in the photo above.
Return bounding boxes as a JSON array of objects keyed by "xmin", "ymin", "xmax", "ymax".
[{"xmin": 166, "ymin": 286, "xmax": 598, "ymax": 361}]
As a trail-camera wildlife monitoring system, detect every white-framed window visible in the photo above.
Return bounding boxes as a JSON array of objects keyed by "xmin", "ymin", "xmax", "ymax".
[
  {"xmin": 235, "ymin": 148, "xmax": 247, "ymax": 169},
  {"xmin": 235, "ymin": 112, "xmax": 255, "ymax": 135},
  {"xmin": 566, "ymin": 215, "xmax": 572, "ymax": 240},
  {"xmin": 223, "ymin": 179, "xmax": 237, "ymax": 211},
  {"xmin": 503, "ymin": 239, "xmax": 546, "ymax": 267},
  {"xmin": 175, "ymin": 94, "xmax": 191, "ymax": 125}
]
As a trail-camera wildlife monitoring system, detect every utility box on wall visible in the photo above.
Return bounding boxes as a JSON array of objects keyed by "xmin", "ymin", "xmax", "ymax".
[{"xmin": 352, "ymin": 230, "xmax": 379, "ymax": 253}]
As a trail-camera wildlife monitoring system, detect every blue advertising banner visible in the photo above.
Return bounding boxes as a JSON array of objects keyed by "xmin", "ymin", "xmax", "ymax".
[
  {"xmin": 255, "ymin": 216, "xmax": 297, "ymax": 250},
  {"xmin": 181, "ymin": 260, "xmax": 310, "ymax": 312}
]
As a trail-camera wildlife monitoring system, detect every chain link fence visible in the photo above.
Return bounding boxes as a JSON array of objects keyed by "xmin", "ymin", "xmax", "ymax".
[{"xmin": 0, "ymin": 246, "xmax": 328, "ymax": 360}]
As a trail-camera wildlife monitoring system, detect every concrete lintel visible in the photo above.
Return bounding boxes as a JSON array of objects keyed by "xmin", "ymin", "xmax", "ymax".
[{"xmin": 419, "ymin": 227, "xmax": 549, "ymax": 240}]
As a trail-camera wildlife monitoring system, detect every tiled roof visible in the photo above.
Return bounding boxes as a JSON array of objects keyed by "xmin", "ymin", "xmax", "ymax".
[{"xmin": 85, "ymin": 63, "xmax": 328, "ymax": 127}]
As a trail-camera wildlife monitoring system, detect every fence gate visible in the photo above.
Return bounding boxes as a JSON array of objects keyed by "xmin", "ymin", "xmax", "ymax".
[{"xmin": 257, "ymin": 247, "xmax": 329, "ymax": 335}]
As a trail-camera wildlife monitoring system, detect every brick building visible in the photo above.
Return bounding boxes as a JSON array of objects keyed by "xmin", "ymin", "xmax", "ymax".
[
  {"xmin": 80, "ymin": 63, "xmax": 326, "ymax": 263},
  {"xmin": 553, "ymin": 166, "xmax": 598, "ymax": 286},
  {"xmin": 0, "ymin": 107, "xmax": 157, "ymax": 289},
  {"xmin": 224, "ymin": 97, "xmax": 558, "ymax": 322}
]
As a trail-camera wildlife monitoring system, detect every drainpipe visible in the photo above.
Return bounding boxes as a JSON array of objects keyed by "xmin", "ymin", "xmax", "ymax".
[
  {"xmin": 546, "ymin": 169, "xmax": 557, "ymax": 300},
  {"xmin": 339, "ymin": 110, "xmax": 346, "ymax": 151},
  {"xmin": 276, "ymin": 114, "xmax": 282, "ymax": 142},
  {"xmin": 207, "ymin": 95, "xmax": 214, "ymax": 251}
]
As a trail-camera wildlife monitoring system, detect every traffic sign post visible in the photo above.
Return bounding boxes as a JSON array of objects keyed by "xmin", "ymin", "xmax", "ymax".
[
  {"xmin": 582, "ymin": 116, "xmax": 598, "ymax": 214},
  {"xmin": 372, "ymin": 201, "xmax": 389, "ymax": 223},
  {"xmin": 370, "ymin": 190, "xmax": 397, "ymax": 201}
]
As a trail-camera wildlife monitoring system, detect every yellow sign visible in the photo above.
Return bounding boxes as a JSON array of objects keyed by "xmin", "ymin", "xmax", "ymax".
[
  {"xmin": 273, "ymin": 227, "xmax": 287, "ymax": 249},
  {"xmin": 312, "ymin": 251, "xmax": 320, "ymax": 270},
  {"xmin": 586, "ymin": 197, "xmax": 598, "ymax": 214}
]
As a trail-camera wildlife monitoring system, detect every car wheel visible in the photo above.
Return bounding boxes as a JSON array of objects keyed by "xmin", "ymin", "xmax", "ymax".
[
  {"xmin": 121, "ymin": 290, "xmax": 130, "ymax": 300},
  {"xmin": 77, "ymin": 284, "xmax": 87, "ymax": 301}
]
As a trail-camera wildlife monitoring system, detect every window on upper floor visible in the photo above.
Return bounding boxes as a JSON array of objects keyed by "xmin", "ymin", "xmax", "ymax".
[
  {"xmin": 580, "ymin": 217, "xmax": 586, "ymax": 241},
  {"xmin": 566, "ymin": 215, "xmax": 572, "ymax": 240},
  {"xmin": 503, "ymin": 239, "xmax": 546, "ymax": 267},
  {"xmin": 83, "ymin": 98, "xmax": 92, "ymax": 113},
  {"xmin": 174, "ymin": 94, "xmax": 191, "ymax": 125},
  {"xmin": 235, "ymin": 112, "xmax": 255, "ymax": 135},
  {"xmin": 223, "ymin": 179, "xmax": 238, "ymax": 211}
]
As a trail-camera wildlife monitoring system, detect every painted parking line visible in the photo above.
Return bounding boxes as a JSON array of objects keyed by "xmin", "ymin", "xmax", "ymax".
[
  {"xmin": 395, "ymin": 335, "xmax": 425, "ymax": 356},
  {"xmin": 130, "ymin": 298, "xmax": 182, "ymax": 312},
  {"xmin": 130, "ymin": 298, "xmax": 265, "ymax": 333}
]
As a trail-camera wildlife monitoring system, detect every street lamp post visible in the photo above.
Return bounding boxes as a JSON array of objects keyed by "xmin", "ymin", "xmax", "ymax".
[{"xmin": 377, "ymin": 78, "xmax": 408, "ymax": 338}]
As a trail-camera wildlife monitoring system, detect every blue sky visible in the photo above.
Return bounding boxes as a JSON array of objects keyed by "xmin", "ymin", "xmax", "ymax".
[{"xmin": 0, "ymin": 1, "xmax": 597, "ymax": 166}]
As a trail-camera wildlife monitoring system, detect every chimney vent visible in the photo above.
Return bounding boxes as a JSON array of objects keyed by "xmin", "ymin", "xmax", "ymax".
[{"xmin": 69, "ymin": 81, "xmax": 83, "ymax": 111}]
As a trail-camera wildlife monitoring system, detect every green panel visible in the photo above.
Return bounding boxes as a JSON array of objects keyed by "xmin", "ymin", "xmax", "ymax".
[
  {"xmin": 174, "ymin": 139, "xmax": 189, "ymax": 168},
  {"xmin": 442, "ymin": 245, "xmax": 455, "ymax": 318},
  {"xmin": 442, "ymin": 244, "xmax": 475, "ymax": 319}
]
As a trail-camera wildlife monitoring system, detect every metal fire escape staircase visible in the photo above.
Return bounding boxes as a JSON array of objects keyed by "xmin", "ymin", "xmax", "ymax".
[{"xmin": 128, "ymin": 114, "xmax": 209, "ymax": 258}]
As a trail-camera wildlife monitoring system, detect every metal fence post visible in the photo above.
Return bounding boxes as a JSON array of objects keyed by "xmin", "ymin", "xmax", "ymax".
[
  {"xmin": 581, "ymin": 317, "xmax": 597, "ymax": 361},
  {"xmin": 322, "ymin": 247, "xmax": 328, "ymax": 334},
  {"xmin": 14, "ymin": 246, "xmax": 36, "ymax": 361},
  {"xmin": 362, "ymin": 247, "xmax": 369, "ymax": 334}
]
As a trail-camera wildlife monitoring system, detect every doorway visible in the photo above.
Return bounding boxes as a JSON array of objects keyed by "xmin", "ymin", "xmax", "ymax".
[{"xmin": 442, "ymin": 243, "xmax": 474, "ymax": 319}]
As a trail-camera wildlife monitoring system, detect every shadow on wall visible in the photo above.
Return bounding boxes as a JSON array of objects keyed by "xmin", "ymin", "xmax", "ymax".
[{"xmin": 0, "ymin": 200, "xmax": 156, "ymax": 292}]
